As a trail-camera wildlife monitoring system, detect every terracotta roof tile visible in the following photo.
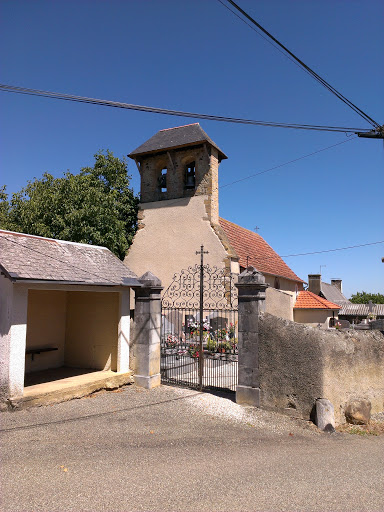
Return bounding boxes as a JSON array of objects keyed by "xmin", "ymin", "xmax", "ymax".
[
  {"xmin": 294, "ymin": 291, "xmax": 341, "ymax": 309},
  {"xmin": 219, "ymin": 218, "xmax": 304, "ymax": 283}
]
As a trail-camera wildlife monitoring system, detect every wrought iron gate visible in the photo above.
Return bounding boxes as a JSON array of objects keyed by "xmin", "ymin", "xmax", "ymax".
[{"xmin": 161, "ymin": 247, "xmax": 238, "ymax": 392}]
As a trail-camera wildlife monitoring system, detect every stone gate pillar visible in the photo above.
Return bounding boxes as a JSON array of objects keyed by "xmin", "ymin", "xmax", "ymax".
[
  {"xmin": 235, "ymin": 267, "xmax": 267, "ymax": 406},
  {"xmin": 133, "ymin": 271, "xmax": 163, "ymax": 389}
]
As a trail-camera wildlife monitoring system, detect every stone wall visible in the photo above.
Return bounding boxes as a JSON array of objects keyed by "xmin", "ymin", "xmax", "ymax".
[
  {"xmin": 138, "ymin": 145, "xmax": 214, "ymax": 204},
  {"xmin": 258, "ymin": 313, "xmax": 384, "ymax": 423}
]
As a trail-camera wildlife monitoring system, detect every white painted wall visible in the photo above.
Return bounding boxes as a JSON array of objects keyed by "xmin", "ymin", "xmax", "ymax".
[{"xmin": 0, "ymin": 282, "xmax": 28, "ymax": 401}]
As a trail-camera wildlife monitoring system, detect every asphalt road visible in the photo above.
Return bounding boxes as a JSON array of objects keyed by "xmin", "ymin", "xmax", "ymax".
[{"xmin": 1, "ymin": 385, "xmax": 383, "ymax": 512}]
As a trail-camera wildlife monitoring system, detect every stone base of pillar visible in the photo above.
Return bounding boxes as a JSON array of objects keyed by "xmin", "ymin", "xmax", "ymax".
[
  {"xmin": 134, "ymin": 373, "xmax": 161, "ymax": 389},
  {"xmin": 236, "ymin": 385, "xmax": 260, "ymax": 407}
]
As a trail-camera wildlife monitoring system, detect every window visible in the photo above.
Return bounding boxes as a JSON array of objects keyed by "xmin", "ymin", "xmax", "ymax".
[
  {"xmin": 185, "ymin": 162, "xmax": 196, "ymax": 189},
  {"xmin": 274, "ymin": 277, "xmax": 280, "ymax": 290},
  {"xmin": 159, "ymin": 168, "xmax": 167, "ymax": 192}
]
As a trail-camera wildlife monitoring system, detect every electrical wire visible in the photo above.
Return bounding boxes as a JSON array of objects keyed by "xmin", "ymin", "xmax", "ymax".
[
  {"xmin": 220, "ymin": 137, "xmax": 356, "ymax": 188},
  {"xmin": 281, "ymin": 241, "xmax": 384, "ymax": 258},
  {"xmin": 219, "ymin": 0, "xmax": 381, "ymax": 130},
  {"xmin": 0, "ymin": 83, "xmax": 371, "ymax": 134}
]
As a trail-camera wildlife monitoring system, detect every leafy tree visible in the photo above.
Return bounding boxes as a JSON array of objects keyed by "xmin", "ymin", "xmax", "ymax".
[
  {"xmin": 350, "ymin": 291, "xmax": 384, "ymax": 304},
  {"xmin": 0, "ymin": 150, "xmax": 139, "ymax": 260}
]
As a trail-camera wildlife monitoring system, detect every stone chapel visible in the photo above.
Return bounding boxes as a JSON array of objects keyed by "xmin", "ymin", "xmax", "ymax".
[{"xmin": 124, "ymin": 123, "xmax": 304, "ymax": 301}]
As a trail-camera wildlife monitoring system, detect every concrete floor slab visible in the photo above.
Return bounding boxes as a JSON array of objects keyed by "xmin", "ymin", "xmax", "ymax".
[{"xmin": 22, "ymin": 368, "xmax": 133, "ymax": 408}]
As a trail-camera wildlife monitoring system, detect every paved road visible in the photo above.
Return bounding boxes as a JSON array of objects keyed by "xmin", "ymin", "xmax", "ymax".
[{"xmin": 1, "ymin": 385, "xmax": 383, "ymax": 512}]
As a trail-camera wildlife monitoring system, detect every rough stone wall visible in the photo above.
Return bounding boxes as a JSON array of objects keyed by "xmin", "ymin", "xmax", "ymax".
[
  {"xmin": 138, "ymin": 145, "xmax": 214, "ymax": 205},
  {"xmin": 204, "ymin": 148, "xmax": 219, "ymax": 225},
  {"xmin": 258, "ymin": 313, "xmax": 384, "ymax": 423}
]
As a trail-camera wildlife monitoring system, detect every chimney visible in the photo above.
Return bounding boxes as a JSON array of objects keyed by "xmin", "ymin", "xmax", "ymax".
[
  {"xmin": 308, "ymin": 274, "xmax": 321, "ymax": 296},
  {"xmin": 331, "ymin": 279, "xmax": 342, "ymax": 292}
]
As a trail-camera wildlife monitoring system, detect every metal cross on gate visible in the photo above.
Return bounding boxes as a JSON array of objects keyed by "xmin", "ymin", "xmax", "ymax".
[{"xmin": 196, "ymin": 245, "xmax": 208, "ymax": 390}]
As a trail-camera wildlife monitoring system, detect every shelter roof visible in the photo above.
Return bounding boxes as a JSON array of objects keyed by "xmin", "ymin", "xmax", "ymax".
[
  {"xmin": 219, "ymin": 218, "xmax": 304, "ymax": 283},
  {"xmin": 294, "ymin": 291, "xmax": 340, "ymax": 310},
  {"xmin": 0, "ymin": 230, "xmax": 140, "ymax": 287},
  {"xmin": 129, "ymin": 123, "xmax": 227, "ymax": 160}
]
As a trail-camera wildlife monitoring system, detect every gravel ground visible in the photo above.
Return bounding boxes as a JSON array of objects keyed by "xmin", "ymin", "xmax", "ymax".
[
  {"xmin": 171, "ymin": 386, "xmax": 319, "ymax": 435},
  {"xmin": 1, "ymin": 384, "xmax": 383, "ymax": 512}
]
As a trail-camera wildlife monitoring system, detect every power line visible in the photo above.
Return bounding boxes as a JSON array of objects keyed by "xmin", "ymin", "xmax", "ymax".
[
  {"xmin": 281, "ymin": 241, "xmax": 384, "ymax": 258},
  {"xmin": 132, "ymin": 135, "xmax": 356, "ymax": 212},
  {"xmin": 220, "ymin": 137, "xmax": 356, "ymax": 188},
  {"xmin": 0, "ymin": 83, "xmax": 371, "ymax": 134},
  {"xmin": 220, "ymin": 0, "xmax": 381, "ymax": 130}
]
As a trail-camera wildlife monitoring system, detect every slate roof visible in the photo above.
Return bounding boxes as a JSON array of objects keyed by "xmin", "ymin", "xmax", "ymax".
[
  {"xmin": 294, "ymin": 291, "xmax": 340, "ymax": 310},
  {"xmin": 219, "ymin": 218, "xmax": 304, "ymax": 283},
  {"xmin": 339, "ymin": 303, "xmax": 384, "ymax": 316},
  {"xmin": 320, "ymin": 281, "xmax": 350, "ymax": 305},
  {"xmin": 0, "ymin": 230, "xmax": 140, "ymax": 287},
  {"xmin": 129, "ymin": 123, "xmax": 227, "ymax": 160}
]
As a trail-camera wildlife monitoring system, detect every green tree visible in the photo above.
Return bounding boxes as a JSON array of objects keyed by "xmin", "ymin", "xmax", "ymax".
[
  {"xmin": 0, "ymin": 150, "xmax": 139, "ymax": 260},
  {"xmin": 350, "ymin": 291, "xmax": 384, "ymax": 304}
]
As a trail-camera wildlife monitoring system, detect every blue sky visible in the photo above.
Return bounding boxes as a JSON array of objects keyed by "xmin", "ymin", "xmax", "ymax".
[{"xmin": 1, "ymin": 0, "xmax": 383, "ymax": 298}]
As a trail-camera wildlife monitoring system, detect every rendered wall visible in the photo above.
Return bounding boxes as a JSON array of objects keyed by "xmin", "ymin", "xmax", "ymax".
[
  {"xmin": 124, "ymin": 195, "xmax": 229, "ymax": 293},
  {"xmin": 258, "ymin": 313, "xmax": 384, "ymax": 423},
  {"xmin": 265, "ymin": 287, "xmax": 294, "ymax": 321},
  {"xmin": 25, "ymin": 290, "xmax": 67, "ymax": 373},
  {"xmin": 0, "ymin": 280, "xmax": 28, "ymax": 404},
  {"xmin": 263, "ymin": 274, "xmax": 303, "ymax": 294},
  {"xmin": 65, "ymin": 292, "xmax": 119, "ymax": 371},
  {"xmin": 293, "ymin": 309, "xmax": 337, "ymax": 327},
  {"xmin": 0, "ymin": 275, "xmax": 13, "ymax": 404}
]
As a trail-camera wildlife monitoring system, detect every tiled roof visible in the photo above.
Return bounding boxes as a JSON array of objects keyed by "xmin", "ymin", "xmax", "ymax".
[
  {"xmin": 320, "ymin": 282, "xmax": 350, "ymax": 305},
  {"xmin": 294, "ymin": 291, "xmax": 341, "ymax": 310},
  {"xmin": 219, "ymin": 218, "xmax": 304, "ymax": 283},
  {"xmin": 0, "ymin": 230, "xmax": 140, "ymax": 287},
  {"xmin": 339, "ymin": 303, "xmax": 384, "ymax": 316},
  {"xmin": 129, "ymin": 123, "xmax": 227, "ymax": 160}
]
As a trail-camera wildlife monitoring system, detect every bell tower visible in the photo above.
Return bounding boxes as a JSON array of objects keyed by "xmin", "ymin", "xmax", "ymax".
[
  {"xmin": 125, "ymin": 124, "xmax": 235, "ymax": 291},
  {"xmin": 128, "ymin": 123, "xmax": 227, "ymax": 225}
]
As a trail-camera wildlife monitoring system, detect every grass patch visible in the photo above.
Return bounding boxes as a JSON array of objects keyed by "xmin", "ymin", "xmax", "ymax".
[{"xmin": 336, "ymin": 421, "xmax": 384, "ymax": 436}]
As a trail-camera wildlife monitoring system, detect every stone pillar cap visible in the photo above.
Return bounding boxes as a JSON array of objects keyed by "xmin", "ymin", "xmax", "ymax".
[
  {"xmin": 139, "ymin": 271, "xmax": 162, "ymax": 288},
  {"xmin": 237, "ymin": 266, "xmax": 267, "ymax": 286}
]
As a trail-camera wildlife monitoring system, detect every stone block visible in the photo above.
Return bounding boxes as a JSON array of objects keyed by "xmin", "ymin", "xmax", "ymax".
[
  {"xmin": 345, "ymin": 399, "xmax": 371, "ymax": 425},
  {"xmin": 313, "ymin": 398, "xmax": 335, "ymax": 432},
  {"xmin": 236, "ymin": 385, "xmax": 260, "ymax": 407},
  {"xmin": 134, "ymin": 373, "xmax": 161, "ymax": 389}
]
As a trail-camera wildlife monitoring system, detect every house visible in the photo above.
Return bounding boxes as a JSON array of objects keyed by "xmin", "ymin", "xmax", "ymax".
[
  {"xmin": 303, "ymin": 274, "xmax": 384, "ymax": 326},
  {"xmin": 124, "ymin": 123, "xmax": 304, "ymax": 315},
  {"xmin": 0, "ymin": 229, "xmax": 141, "ymax": 407},
  {"xmin": 307, "ymin": 274, "xmax": 350, "ymax": 306},
  {"xmin": 293, "ymin": 290, "xmax": 340, "ymax": 327}
]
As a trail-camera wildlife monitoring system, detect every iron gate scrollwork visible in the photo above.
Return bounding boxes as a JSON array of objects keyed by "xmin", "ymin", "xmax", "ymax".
[{"xmin": 161, "ymin": 253, "xmax": 238, "ymax": 392}]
